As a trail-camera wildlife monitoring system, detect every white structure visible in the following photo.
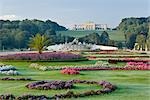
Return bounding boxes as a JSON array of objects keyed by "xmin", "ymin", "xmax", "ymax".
[
  {"xmin": 73, "ymin": 21, "xmax": 108, "ymax": 30},
  {"xmin": 47, "ymin": 39, "xmax": 118, "ymax": 51}
]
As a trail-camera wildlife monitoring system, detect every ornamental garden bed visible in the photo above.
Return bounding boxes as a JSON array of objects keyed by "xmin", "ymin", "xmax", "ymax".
[
  {"xmin": 0, "ymin": 61, "xmax": 149, "ymax": 100},
  {"xmin": 28, "ymin": 60, "xmax": 150, "ymax": 71},
  {"xmin": 0, "ymin": 80, "xmax": 117, "ymax": 100},
  {"xmin": 0, "ymin": 52, "xmax": 87, "ymax": 62},
  {"xmin": 87, "ymin": 55, "xmax": 149, "ymax": 58},
  {"xmin": 0, "ymin": 77, "xmax": 32, "ymax": 81},
  {"xmin": 0, "ymin": 50, "xmax": 149, "ymax": 100},
  {"xmin": 0, "ymin": 64, "xmax": 20, "ymax": 75}
]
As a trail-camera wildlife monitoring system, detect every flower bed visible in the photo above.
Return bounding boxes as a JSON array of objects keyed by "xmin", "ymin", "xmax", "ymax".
[
  {"xmin": 108, "ymin": 59, "xmax": 150, "ymax": 63},
  {"xmin": 61, "ymin": 68, "xmax": 80, "ymax": 75},
  {"xmin": 0, "ymin": 80, "xmax": 117, "ymax": 99},
  {"xmin": 0, "ymin": 77, "xmax": 32, "ymax": 81},
  {"xmin": 29, "ymin": 60, "xmax": 150, "ymax": 72},
  {"xmin": 29, "ymin": 63, "xmax": 48, "ymax": 71},
  {"xmin": 124, "ymin": 62, "xmax": 150, "ymax": 70},
  {"xmin": 0, "ymin": 65, "xmax": 20, "ymax": 75},
  {"xmin": 0, "ymin": 52, "xmax": 85, "ymax": 61},
  {"xmin": 29, "ymin": 61, "xmax": 117, "ymax": 71},
  {"xmin": 26, "ymin": 80, "xmax": 74, "ymax": 90},
  {"xmin": 0, "ymin": 62, "xmax": 5, "ymax": 66}
]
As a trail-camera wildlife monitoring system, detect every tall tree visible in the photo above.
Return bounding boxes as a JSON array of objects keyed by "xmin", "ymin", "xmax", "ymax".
[
  {"xmin": 79, "ymin": 33, "xmax": 101, "ymax": 44},
  {"xmin": 136, "ymin": 34, "xmax": 146, "ymax": 51},
  {"xmin": 100, "ymin": 31, "xmax": 109, "ymax": 45},
  {"xmin": 126, "ymin": 33, "xmax": 137, "ymax": 49},
  {"xmin": 29, "ymin": 34, "xmax": 50, "ymax": 54}
]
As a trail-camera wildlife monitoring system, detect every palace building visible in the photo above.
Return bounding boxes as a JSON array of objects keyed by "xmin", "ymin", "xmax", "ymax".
[{"xmin": 73, "ymin": 22, "xmax": 108, "ymax": 30}]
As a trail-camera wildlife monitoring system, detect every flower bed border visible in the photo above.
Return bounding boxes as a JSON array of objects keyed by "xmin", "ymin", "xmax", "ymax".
[
  {"xmin": 0, "ymin": 77, "xmax": 32, "ymax": 81},
  {"xmin": 0, "ymin": 52, "xmax": 87, "ymax": 62},
  {"xmin": 29, "ymin": 62, "xmax": 150, "ymax": 71},
  {"xmin": 0, "ymin": 80, "xmax": 117, "ymax": 100}
]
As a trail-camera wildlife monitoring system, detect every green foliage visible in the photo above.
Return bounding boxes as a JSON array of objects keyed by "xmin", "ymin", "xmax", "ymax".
[
  {"xmin": 146, "ymin": 36, "xmax": 150, "ymax": 51},
  {"xmin": 78, "ymin": 31, "xmax": 116, "ymax": 46},
  {"xmin": 117, "ymin": 17, "xmax": 149, "ymax": 34},
  {"xmin": 136, "ymin": 34, "xmax": 146, "ymax": 50},
  {"xmin": 0, "ymin": 61, "xmax": 149, "ymax": 100},
  {"xmin": 100, "ymin": 31, "xmax": 109, "ymax": 45},
  {"xmin": 79, "ymin": 32, "xmax": 101, "ymax": 44},
  {"xmin": 117, "ymin": 17, "xmax": 149, "ymax": 49},
  {"xmin": 0, "ymin": 19, "xmax": 67, "ymax": 50},
  {"xmin": 126, "ymin": 33, "xmax": 137, "ymax": 49},
  {"xmin": 57, "ymin": 30, "xmax": 125, "ymax": 41},
  {"xmin": 29, "ymin": 34, "xmax": 50, "ymax": 54}
]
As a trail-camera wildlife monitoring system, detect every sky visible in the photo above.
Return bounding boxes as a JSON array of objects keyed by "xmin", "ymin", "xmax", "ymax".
[{"xmin": 0, "ymin": 0, "xmax": 149, "ymax": 28}]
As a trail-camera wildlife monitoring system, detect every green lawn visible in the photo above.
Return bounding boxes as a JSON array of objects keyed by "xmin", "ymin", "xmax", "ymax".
[
  {"xmin": 0, "ymin": 61, "xmax": 150, "ymax": 100},
  {"xmin": 56, "ymin": 30, "xmax": 125, "ymax": 41}
]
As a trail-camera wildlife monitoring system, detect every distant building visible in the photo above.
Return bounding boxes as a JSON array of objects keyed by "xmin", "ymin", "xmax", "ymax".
[{"xmin": 73, "ymin": 21, "xmax": 108, "ymax": 30}]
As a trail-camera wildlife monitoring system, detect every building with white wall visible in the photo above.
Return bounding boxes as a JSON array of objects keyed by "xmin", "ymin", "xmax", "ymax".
[{"xmin": 73, "ymin": 22, "xmax": 108, "ymax": 30}]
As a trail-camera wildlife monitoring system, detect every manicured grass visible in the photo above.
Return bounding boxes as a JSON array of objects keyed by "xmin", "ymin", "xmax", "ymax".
[
  {"xmin": 56, "ymin": 30, "xmax": 125, "ymax": 41},
  {"xmin": 0, "ymin": 61, "xmax": 150, "ymax": 100}
]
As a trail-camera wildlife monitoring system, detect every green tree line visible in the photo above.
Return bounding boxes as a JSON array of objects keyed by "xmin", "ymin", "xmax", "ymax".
[
  {"xmin": 0, "ymin": 19, "xmax": 68, "ymax": 50},
  {"xmin": 117, "ymin": 16, "xmax": 149, "ymax": 50}
]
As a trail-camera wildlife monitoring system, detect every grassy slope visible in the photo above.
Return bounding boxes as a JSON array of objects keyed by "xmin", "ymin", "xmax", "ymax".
[
  {"xmin": 56, "ymin": 30, "xmax": 125, "ymax": 41},
  {"xmin": 0, "ymin": 61, "xmax": 149, "ymax": 100}
]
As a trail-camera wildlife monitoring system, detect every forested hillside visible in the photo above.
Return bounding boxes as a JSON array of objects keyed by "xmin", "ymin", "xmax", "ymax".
[
  {"xmin": 0, "ymin": 19, "xmax": 67, "ymax": 50},
  {"xmin": 117, "ymin": 17, "xmax": 149, "ymax": 49},
  {"xmin": 0, "ymin": 17, "xmax": 149, "ymax": 50}
]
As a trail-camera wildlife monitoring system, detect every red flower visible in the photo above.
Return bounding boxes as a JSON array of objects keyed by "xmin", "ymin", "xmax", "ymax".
[{"xmin": 61, "ymin": 68, "xmax": 80, "ymax": 75}]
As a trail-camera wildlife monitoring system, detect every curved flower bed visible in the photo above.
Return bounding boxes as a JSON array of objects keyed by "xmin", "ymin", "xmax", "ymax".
[
  {"xmin": 0, "ymin": 65, "xmax": 20, "ymax": 75},
  {"xmin": 61, "ymin": 68, "xmax": 80, "ymax": 75},
  {"xmin": 0, "ymin": 80, "xmax": 117, "ymax": 99},
  {"xmin": 26, "ymin": 80, "xmax": 73, "ymax": 90},
  {"xmin": 0, "ymin": 52, "xmax": 85, "ymax": 61}
]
